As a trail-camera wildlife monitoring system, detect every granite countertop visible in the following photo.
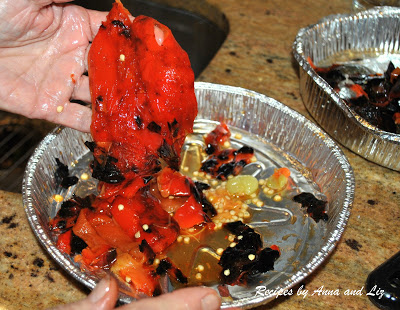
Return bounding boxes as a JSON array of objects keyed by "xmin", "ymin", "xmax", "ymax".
[{"xmin": 1, "ymin": 0, "xmax": 400, "ymax": 309}]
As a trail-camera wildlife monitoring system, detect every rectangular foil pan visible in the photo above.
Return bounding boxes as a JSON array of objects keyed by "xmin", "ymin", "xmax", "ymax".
[
  {"xmin": 293, "ymin": 7, "xmax": 400, "ymax": 171},
  {"xmin": 22, "ymin": 82, "xmax": 354, "ymax": 309}
]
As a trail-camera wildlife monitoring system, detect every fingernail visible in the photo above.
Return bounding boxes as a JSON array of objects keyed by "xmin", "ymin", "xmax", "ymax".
[
  {"xmin": 201, "ymin": 292, "xmax": 221, "ymax": 310},
  {"xmin": 89, "ymin": 275, "xmax": 111, "ymax": 304}
]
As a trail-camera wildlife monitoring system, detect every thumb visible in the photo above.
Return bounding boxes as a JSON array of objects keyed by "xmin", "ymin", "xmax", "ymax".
[
  {"xmin": 49, "ymin": 275, "xmax": 119, "ymax": 310},
  {"xmin": 119, "ymin": 286, "xmax": 221, "ymax": 310}
]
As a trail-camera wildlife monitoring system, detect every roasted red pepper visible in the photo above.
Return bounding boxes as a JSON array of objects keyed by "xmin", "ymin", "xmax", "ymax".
[
  {"xmin": 173, "ymin": 195, "xmax": 206, "ymax": 229},
  {"xmin": 204, "ymin": 122, "xmax": 231, "ymax": 154},
  {"xmin": 157, "ymin": 167, "xmax": 191, "ymax": 198},
  {"xmin": 89, "ymin": 0, "xmax": 197, "ymax": 175},
  {"xmin": 56, "ymin": 229, "xmax": 72, "ymax": 254},
  {"xmin": 52, "ymin": 0, "xmax": 214, "ymax": 297}
]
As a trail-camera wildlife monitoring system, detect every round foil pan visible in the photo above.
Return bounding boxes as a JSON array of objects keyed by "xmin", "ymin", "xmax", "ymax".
[
  {"xmin": 293, "ymin": 7, "xmax": 400, "ymax": 171},
  {"xmin": 22, "ymin": 82, "xmax": 354, "ymax": 309}
]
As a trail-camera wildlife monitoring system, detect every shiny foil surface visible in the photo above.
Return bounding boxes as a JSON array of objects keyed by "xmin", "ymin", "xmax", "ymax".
[
  {"xmin": 22, "ymin": 82, "xmax": 354, "ymax": 309},
  {"xmin": 293, "ymin": 6, "xmax": 400, "ymax": 171}
]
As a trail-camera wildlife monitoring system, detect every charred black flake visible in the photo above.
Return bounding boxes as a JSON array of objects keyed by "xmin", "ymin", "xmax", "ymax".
[
  {"xmin": 194, "ymin": 181, "xmax": 210, "ymax": 191},
  {"xmin": 293, "ymin": 192, "xmax": 328, "ymax": 223},
  {"xmin": 200, "ymin": 158, "xmax": 218, "ymax": 174},
  {"xmin": 191, "ymin": 182, "xmax": 217, "ymax": 217},
  {"xmin": 147, "ymin": 121, "xmax": 161, "ymax": 134},
  {"xmin": 219, "ymin": 221, "xmax": 279, "ymax": 285},
  {"xmin": 56, "ymin": 220, "xmax": 66, "ymax": 230},
  {"xmin": 173, "ymin": 268, "xmax": 188, "ymax": 284},
  {"xmin": 54, "ymin": 158, "xmax": 69, "ymax": 183},
  {"xmin": 158, "ymin": 139, "xmax": 179, "ymax": 171},
  {"xmin": 92, "ymin": 156, "xmax": 125, "ymax": 184},
  {"xmin": 217, "ymin": 162, "xmax": 235, "ymax": 179},
  {"xmin": 205, "ymin": 144, "xmax": 215, "ymax": 155},
  {"xmin": 71, "ymin": 233, "xmax": 88, "ymax": 255},
  {"xmin": 61, "ymin": 176, "xmax": 78, "ymax": 188},
  {"xmin": 58, "ymin": 200, "xmax": 79, "ymax": 218},
  {"xmin": 121, "ymin": 29, "xmax": 131, "ymax": 38},
  {"xmin": 152, "ymin": 287, "xmax": 162, "ymax": 297},
  {"xmin": 51, "ymin": 194, "xmax": 96, "ymax": 233},
  {"xmin": 54, "ymin": 158, "xmax": 78, "ymax": 188},
  {"xmin": 237, "ymin": 146, "xmax": 254, "ymax": 154},
  {"xmin": 168, "ymin": 119, "xmax": 179, "ymax": 138},
  {"xmin": 139, "ymin": 240, "xmax": 155, "ymax": 264},
  {"xmin": 84, "ymin": 141, "xmax": 96, "ymax": 152},
  {"xmin": 111, "ymin": 20, "xmax": 126, "ymax": 28},
  {"xmin": 155, "ymin": 258, "xmax": 187, "ymax": 284},
  {"xmin": 156, "ymin": 259, "xmax": 172, "ymax": 275},
  {"xmin": 135, "ymin": 115, "xmax": 143, "ymax": 128}
]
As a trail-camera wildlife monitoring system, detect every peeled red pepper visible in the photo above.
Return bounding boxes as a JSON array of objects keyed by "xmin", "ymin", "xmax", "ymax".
[
  {"xmin": 53, "ymin": 0, "xmax": 214, "ymax": 297},
  {"xmin": 56, "ymin": 229, "xmax": 72, "ymax": 254},
  {"xmin": 88, "ymin": 0, "xmax": 197, "ymax": 175},
  {"xmin": 173, "ymin": 195, "xmax": 206, "ymax": 229},
  {"xmin": 157, "ymin": 167, "xmax": 191, "ymax": 198}
]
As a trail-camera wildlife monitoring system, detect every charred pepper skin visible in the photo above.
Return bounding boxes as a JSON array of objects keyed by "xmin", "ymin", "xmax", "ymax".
[{"xmin": 219, "ymin": 221, "xmax": 280, "ymax": 285}]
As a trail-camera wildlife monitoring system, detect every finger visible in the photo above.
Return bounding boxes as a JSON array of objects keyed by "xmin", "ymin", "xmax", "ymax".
[
  {"xmin": 88, "ymin": 276, "xmax": 119, "ymax": 310},
  {"xmin": 154, "ymin": 25, "xmax": 165, "ymax": 46},
  {"xmin": 84, "ymin": 43, "xmax": 91, "ymax": 73},
  {"xmin": 33, "ymin": 0, "xmax": 74, "ymax": 8},
  {"xmin": 71, "ymin": 75, "xmax": 91, "ymax": 103},
  {"xmin": 49, "ymin": 276, "xmax": 118, "ymax": 310},
  {"xmin": 119, "ymin": 287, "xmax": 221, "ymax": 310},
  {"xmin": 50, "ymin": 101, "xmax": 92, "ymax": 132}
]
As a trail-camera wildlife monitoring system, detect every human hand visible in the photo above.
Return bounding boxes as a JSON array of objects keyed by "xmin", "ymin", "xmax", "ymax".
[
  {"xmin": 0, "ymin": 0, "xmax": 107, "ymax": 132},
  {"xmin": 50, "ymin": 276, "xmax": 222, "ymax": 310}
]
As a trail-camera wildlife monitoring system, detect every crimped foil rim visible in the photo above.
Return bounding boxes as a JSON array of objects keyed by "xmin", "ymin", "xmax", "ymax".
[
  {"xmin": 293, "ymin": 6, "xmax": 400, "ymax": 171},
  {"xmin": 22, "ymin": 82, "xmax": 354, "ymax": 309}
]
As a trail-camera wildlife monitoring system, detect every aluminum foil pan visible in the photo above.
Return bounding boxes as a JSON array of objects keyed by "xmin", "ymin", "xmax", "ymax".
[
  {"xmin": 22, "ymin": 82, "xmax": 354, "ymax": 309},
  {"xmin": 293, "ymin": 6, "xmax": 400, "ymax": 171}
]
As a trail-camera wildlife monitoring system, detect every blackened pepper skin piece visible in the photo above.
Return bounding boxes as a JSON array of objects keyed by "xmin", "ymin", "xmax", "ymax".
[
  {"xmin": 156, "ymin": 258, "xmax": 188, "ymax": 284},
  {"xmin": 219, "ymin": 221, "xmax": 280, "ymax": 285},
  {"xmin": 91, "ymin": 156, "xmax": 125, "ymax": 184},
  {"xmin": 293, "ymin": 192, "xmax": 328, "ymax": 222},
  {"xmin": 54, "ymin": 158, "xmax": 78, "ymax": 188},
  {"xmin": 70, "ymin": 233, "xmax": 88, "ymax": 255},
  {"xmin": 191, "ymin": 181, "xmax": 217, "ymax": 217}
]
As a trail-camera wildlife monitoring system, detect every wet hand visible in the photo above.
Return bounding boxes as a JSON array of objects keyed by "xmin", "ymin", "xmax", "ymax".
[
  {"xmin": 0, "ymin": 0, "xmax": 106, "ymax": 131},
  {"xmin": 49, "ymin": 276, "xmax": 222, "ymax": 310}
]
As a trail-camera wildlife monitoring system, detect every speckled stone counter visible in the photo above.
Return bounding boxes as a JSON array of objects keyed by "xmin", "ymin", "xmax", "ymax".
[{"xmin": 1, "ymin": 0, "xmax": 400, "ymax": 309}]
